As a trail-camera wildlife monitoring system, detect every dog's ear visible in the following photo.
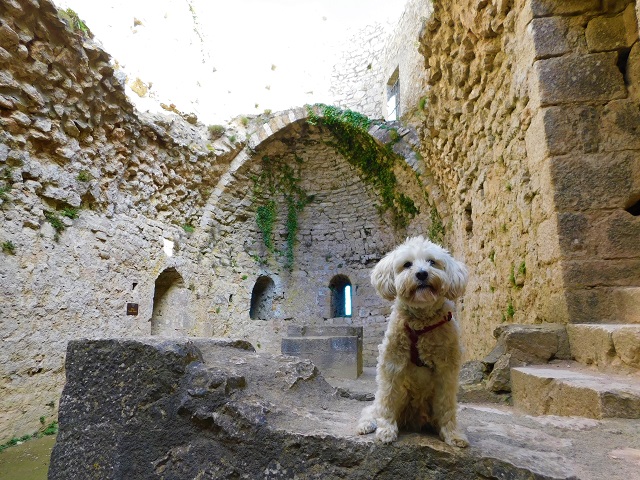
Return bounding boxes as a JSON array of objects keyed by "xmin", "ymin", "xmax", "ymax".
[
  {"xmin": 444, "ymin": 257, "xmax": 468, "ymax": 300},
  {"xmin": 370, "ymin": 252, "xmax": 397, "ymax": 301}
]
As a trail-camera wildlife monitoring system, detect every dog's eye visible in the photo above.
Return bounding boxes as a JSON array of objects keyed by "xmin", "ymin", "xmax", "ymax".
[
  {"xmin": 427, "ymin": 259, "xmax": 435, "ymax": 266},
  {"xmin": 403, "ymin": 261, "xmax": 412, "ymax": 269}
]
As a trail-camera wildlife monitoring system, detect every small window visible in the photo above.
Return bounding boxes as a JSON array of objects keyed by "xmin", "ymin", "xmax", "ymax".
[
  {"xmin": 329, "ymin": 275, "xmax": 352, "ymax": 318},
  {"xmin": 386, "ymin": 68, "xmax": 400, "ymax": 121}
]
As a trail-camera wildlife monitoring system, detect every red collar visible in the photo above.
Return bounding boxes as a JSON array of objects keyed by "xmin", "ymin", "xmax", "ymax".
[{"xmin": 404, "ymin": 312, "xmax": 452, "ymax": 367}]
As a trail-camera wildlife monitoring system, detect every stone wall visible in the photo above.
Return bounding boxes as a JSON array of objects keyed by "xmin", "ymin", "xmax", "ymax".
[
  {"xmin": 414, "ymin": 0, "xmax": 640, "ymax": 361},
  {"xmin": 329, "ymin": 23, "xmax": 389, "ymax": 118}
]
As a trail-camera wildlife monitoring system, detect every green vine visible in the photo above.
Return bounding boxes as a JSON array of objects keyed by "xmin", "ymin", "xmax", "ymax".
[
  {"xmin": 306, "ymin": 103, "xmax": 418, "ymax": 228},
  {"xmin": 252, "ymin": 155, "xmax": 313, "ymax": 269},
  {"xmin": 427, "ymin": 205, "xmax": 445, "ymax": 244}
]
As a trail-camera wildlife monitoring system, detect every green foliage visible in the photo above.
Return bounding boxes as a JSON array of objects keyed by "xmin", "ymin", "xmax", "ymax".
[
  {"xmin": 509, "ymin": 265, "xmax": 516, "ymax": 287},
  {"xmin": 264, "ymin": 109, "xmax": 272, "ymax": 115},
  {"xmin": 42, "ymin": 421, "xmax": 58, "ymax": 436},
  {"xmin": 77, "ymin": 170, "xmax": 92, "ymax": 182},
  {"xmin": 506, "ymin": 300, "xmax": 515, "ymax": 318},
  {"xmin": 419, "ymin": 96, "xmax": 428, "ymax": 110},
  {"xmin": 256, "ymin": 201, "xmax": 276, "ymax": 253},
  {"xmin": 208, "ymin": 124, "xmax": 225, "ymax": 139},
  {"xmin": 240, "ymin": 117, "xmax": 249, "ymax": 127},
  {"xmin": 182, "ymin": 224, "xmax": 195, "ymax": 233},
  {"xmin": 0, "ymin": 185, "xmax": 10, "ymax": 201},
  {"xmin": 519, "ymin": 261, "xmax": 526, "ymax": 276},
  {"xmin": 489, "ymin": 250, "xmax": 495, "ymax": 262},
  {"xmin": 45, "ymin": 211, "xmax": 65, "ymax": 235},
  {"xmin": 61, "ymin": 207, "xmax": 79, "ymax": 219},
  {"xmin": 306, "ymin": 103, "xmax": 418, "ymax": 228},
  {"xmin": 60, "ymin": 8, "xmax": 88, "ymax": 35},
  {"xmin": 252, "ymin": 155, "xmax": 313, "ymax": 269},
  {"xmin": 2, "ymin": 241, "xmax": 16, "ymax": 255},
  {"xmin": 241, "ymin": 274, "xmax": 248, "ymax": 280},
  {"xmin": 428, "ymin": 205, "xmax": 445, "ymax": 244}
]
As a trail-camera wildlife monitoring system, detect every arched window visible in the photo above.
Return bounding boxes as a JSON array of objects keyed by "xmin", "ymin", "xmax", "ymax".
[
  {"xmin": 329, "ymin": 275, "xmax": 352, "ymax": 318},
  {"xmin": 250, "ymin": 276, "xmax": 275, "ymax": 320}
]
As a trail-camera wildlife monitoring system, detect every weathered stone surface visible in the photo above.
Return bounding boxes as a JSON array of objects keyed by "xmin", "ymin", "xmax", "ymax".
[
  {"xmin": 568, "ymin": 324, "xmax": 640, "ymax": 370},
  {"xmin": 50, "ymin": 338, "xmax": 640, "ymax": 480},
  {"xmin": 512, "ymin": 362, "xmax": 640, "ymax": 419},
  {"xmin": 550, "ymin": 152, "xmax": 637, "ymax": 212},
  {"xmin": 529, "ymin": 17, "xmax": 570, "ymax": 59},
  {"xmin": 586, "ymin": 7, "xmax": 638, "ymax": 52},
  {"xmin": 529, "ymin": 0, "xmax": 600, "ymax": 17},
  {"xmin": 534, "ymin": 53, "xmax": 627, "ymax": 106}
]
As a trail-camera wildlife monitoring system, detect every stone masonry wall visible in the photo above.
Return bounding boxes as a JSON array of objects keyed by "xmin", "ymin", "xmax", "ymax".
[
  {"xmin": 524, "ymin": 0, "xmax": 640, "ymax": 324},
  {"xmin": 329, "ymin": 23, "xmax": 389, "ymax": 118},
  {"xmin": 416, "ymin": 0, "xmax": 563, "ymax": 360}
]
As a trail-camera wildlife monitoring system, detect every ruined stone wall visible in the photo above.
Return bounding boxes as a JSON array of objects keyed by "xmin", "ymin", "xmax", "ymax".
[
  {"xmin": 380, "ymin": 0, "xmax": 432, "ymax": 121},
  {"xmin": 329, "ymin": 23, "xmax": 389, "ymax": 118},
  {"xmin": 0, "ymin": 0, "xmax": 243, "ymax": 441},
  {"xmin": 0, "ymin": 0, "xmax": 431, "ymax": 441},
  {"xmin": 416, "ymin": 0, "xmax": 562, "ymax": 360},
  {"xmin": 523, "ymin": 0, "xmax": 640, "ymax": 324},
  {"xmin": 415, "ymin": 0, "xmax": 640, "ymax": 360}
]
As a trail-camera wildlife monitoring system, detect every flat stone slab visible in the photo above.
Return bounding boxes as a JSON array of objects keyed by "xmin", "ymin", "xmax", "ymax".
[
  {"xmin": 567, "ymin": 324, "xmax": 640, "ymax": 370},
  {"xmin": 512, "ymin": 361, "xmax": 640, "ymax": 419},
  {"xmin": 49, "ymin": 338, "xmax": 640, "ymax": 479}
]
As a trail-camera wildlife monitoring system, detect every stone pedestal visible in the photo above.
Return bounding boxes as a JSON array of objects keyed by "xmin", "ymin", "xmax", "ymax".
[{"xmin": 281, "ymin": 325, "xmax": 363, "ymax": 379}]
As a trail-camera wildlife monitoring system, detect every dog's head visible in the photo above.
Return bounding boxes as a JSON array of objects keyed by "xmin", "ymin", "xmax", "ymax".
[{"xmin": 371, "ymin": 236, "xmax": 468, "ymax": 307}]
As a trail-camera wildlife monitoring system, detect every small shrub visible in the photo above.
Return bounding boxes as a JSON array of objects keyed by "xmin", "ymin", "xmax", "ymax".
[
  {"xmin": 45, "ymin": 212, "xmax": 64, "ymax": 234},
  {"xmin": 264, "ymin": 109, "xmax": 272, "ymax": 115},
  {"xmin": 77, "ymin": 170, "xmax": 92, "ymax": 182},
  {"xmin": 182, "ymin": 224, "xmax": 195, "ymax": 234},
  {"xmin": 241, "ymin": 274, "xmax": 248, "ymax": 280},
  {"xmin": 506, "ymin": 300, "xmax": 515, "ymax": 318},
  {"xmin": 518, "ymin": 261, "xmax": 526, "ymax": 276},
  {"xmin": 60, "ymin": 8, "xmax": 88, "ymax": 35},
  {"xmin": 61, "ymin": 207, "xmax": 79, "ymax": 219},
  {"xmin": 240, "ymin": 117, "xmax": 249, "ymax": 127},
  {"xmin": 42, "ymin": 421, "xmax": 58, "ymax": 436},
  {"xmin": 208, "ymin": 125, "xmax": 225, "ymax": 140},
  {"xmin": 2, "ymin": 241, "xmax": 15, "ymax": 255}
]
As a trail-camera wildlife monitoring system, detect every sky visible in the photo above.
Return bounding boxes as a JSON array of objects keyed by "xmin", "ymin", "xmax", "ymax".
[{"xmin": 54, "ymin": 0, "xmax": 408, "ymax": 124}]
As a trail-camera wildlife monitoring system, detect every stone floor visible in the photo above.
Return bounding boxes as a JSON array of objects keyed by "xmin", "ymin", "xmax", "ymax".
[{"xmin": 325, "ymin": 367, "xmax": 640, "ymax": 480}]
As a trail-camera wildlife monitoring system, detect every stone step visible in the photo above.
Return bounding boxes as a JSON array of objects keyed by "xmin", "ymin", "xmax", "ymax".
[
  {"xmin": 567, "ymin": 324, "xmax": 640, "ymax": 370},
  {"xmin": 511, "ymin": 361, "xmax": 640, "ymax": 419}
]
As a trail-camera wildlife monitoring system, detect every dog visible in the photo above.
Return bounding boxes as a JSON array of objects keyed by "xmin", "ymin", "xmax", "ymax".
[{"xmin": 356, "ymin": 236, "xmax": 469, "ymax": 447}]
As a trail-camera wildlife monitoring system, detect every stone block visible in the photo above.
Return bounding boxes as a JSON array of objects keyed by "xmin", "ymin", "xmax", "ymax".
[
  {"xmin": 550, "ymin": 152, "xmax": 636, "ymax": 212},
  {"xmin": 282, "ymin": 325, "xmax": 363, "ymax": 379},
  {"xmin": 586, "ymin": 9, "xmax": 636, "ymax": 52},
  {"xmin": 529, "ymin": 0, "xmax": 600, "ymax": 17},
  {"xmin": 627, "ymin": 42, "xmax": 640, "ymax": 100},
  {"xmin": 562, "ymin": 259, "xmax": 640, "ymax": 288},
  {"xmin": 529, "ymin": 17, "xmax": 570, "ymax": 59},
  {"xmin": 603, "ymin": 209, "xmax": 640, "ymax": 259},
  {"xmin": 601, "ymin": 99, "xmax": 640, "ymax": 152},
  {"xmin": 613, "ymin": 327, "xmax": 640, "ymax": 369},
  {"xmin": 541, "ymin": 105, "xmax": 600, "ymax": 155},
  {"xmin": 512, "ymin": 363, "xmax": 640, "ymax": 418},
  {"xmin": 568, "ymin": 324, "xmax": 640, "ymax": 369},
  {"xmin": 534, "ymin": 53, "xmax": 626, "ymax": 106}
]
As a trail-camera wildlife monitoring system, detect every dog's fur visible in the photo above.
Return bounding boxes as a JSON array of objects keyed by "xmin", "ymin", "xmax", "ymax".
[{"xmin": 356, "ymin": 236, "xmax": 469, "ymax": 447}]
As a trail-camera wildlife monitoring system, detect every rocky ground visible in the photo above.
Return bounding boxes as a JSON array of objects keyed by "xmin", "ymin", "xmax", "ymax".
[{"xmin": 47, "ymin": 338, "xmax": 640, "ymax": 480}]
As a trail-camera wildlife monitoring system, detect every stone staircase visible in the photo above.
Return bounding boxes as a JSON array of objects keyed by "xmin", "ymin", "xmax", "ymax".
[{"xmin": 510, "ymin": 324, "xmax": 640, "ymax": 419}]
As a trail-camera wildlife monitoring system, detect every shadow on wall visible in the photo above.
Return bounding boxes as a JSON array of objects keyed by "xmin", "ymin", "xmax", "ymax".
[
  {"xmin": 250, "ymin": 276, "xmax": 276, "ymax": 320},
  {"xmin": 151, "ymin": 267, "xmax": 192, "ymax": 335}
]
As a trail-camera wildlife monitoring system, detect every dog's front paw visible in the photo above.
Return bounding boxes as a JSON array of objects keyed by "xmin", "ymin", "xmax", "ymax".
[
  {"xmin": 375, "ymin": 424, "xmax": 398, "ymax": 443},
  {"xmin": 441, "ymin": 428, "xmax": 469, "ymax": 448},
  {"xmin": 356, "ymin": 418, "xmax": 376, "ymax": 435}
]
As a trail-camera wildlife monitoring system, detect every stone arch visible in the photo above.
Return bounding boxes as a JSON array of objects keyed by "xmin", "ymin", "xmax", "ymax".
[
  {"xmin": 151, "ymin": 267, "xmax": 191, "ymax": 336},
  {"xmin": 329, "ymin": 274, "xmax": 352, "ymax": 318},
  {"xmin": 249, "ymin": 275, "xmax": 276, "ymax": 320}
]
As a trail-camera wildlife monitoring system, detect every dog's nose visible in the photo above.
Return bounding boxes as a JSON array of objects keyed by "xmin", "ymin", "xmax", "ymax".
[{"xmin": 416, "ymin": 270, "xmax": 428, "ymax": 281}]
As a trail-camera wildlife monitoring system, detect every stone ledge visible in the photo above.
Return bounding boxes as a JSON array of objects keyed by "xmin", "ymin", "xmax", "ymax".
[
  {"xmin": 567, "ymin": 324, "xmax": 640, "ymax": 370},
  {"xmin": 512, "ymin": 362, "xmax": 640, "ymax": 419}
]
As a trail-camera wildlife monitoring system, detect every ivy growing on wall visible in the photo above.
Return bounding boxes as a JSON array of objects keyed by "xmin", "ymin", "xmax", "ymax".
[
  {"xmin": 306, "ymin": 103, "xmax": 418, "ymax": 228},
  {"xmin": 252, "ymin": 155, "xmax": 313, "ymax": 269}
]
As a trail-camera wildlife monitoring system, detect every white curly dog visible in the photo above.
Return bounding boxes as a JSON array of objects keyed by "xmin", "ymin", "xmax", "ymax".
[{"xmin": 356, "ymin": 236, "xmax": 469, "ymax": 447}]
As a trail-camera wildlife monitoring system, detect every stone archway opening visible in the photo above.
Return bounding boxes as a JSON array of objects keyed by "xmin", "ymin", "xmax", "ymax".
[
  {"xmin": 329, "ymin": 275, "xmax": 352, "ymax": 318},
  {"xmin": 250, "ymin": 276, "xmax": 276, "ymax": 320},
  {"xmin": 151, "ymin": 267, "xmax": 188, "ymax": 335}
]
